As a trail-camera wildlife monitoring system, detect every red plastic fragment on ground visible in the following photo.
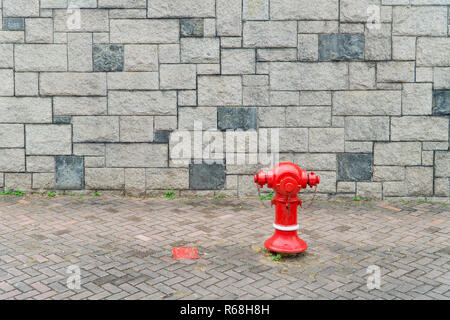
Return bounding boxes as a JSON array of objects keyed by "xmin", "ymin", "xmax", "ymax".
[{"xmin": 172, "ymin": 247, "xmax": 200, "ymax": 259}]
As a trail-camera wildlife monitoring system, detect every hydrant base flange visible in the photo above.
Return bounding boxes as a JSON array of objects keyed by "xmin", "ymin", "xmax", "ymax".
[{"xmin": 264, "ymin": 230, "xmax": 308, "ymax": 253}]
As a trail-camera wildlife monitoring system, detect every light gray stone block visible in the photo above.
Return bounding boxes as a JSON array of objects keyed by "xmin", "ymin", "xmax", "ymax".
[
  {"xmin": 68, "ymin": 33, "xmax": 92, "ymax": 71},
  {"xmin": 406, "ymin": 167, "xmax": 433, "ymax": 196},
  {"xmin": 392, "ymin": 36, "xmax": 416, "ymax": 61},
  {"xmin": 107, "ymin": 72, "xmax": 159, "ymax": 90},
  {"xmin": 345, "ymin": 117, "xmax": 390, "ymax": 141},
  {"xmin": 279, "ymin": 128, "xmax": 308, "ymax": 152},
  {"xmin": 160, "ymin": 64, "xmax": 196, "ymax": 89},
  {"xmin": 393, "ymin": 6, "xmax": 447, "ymax": 36},
  {"xmin": 0, "ymin": 124, "xmax": 23, "ymax": 148},
  {"xmin": 217, "ymin": 0, "xmax": 242, "ymax": 36},
  {"xmin": 298, "ymin": 34, "xmax": 318, "ymax": 61},
  {"xmin": 243, "ymin": 0, "xmax": 269, "ymax": 20},
  {"xmin": 309, "ymin": 128, "xmax": 344, "ymax": 152},
  {"xmin": 333, "ymin": 91, "xmax": 401, "ymax": 115},
  {"xmin": 73, "ymin": 116, "xmax": 119, "ymax": 143},
  {"xmin": 178, "ymin": 107, "xmax": 217, "ymax": 130},
  {"xmin": 54, "ymin": 97, "xmax": 107, "ymax": 116},
  {"xmin": 298, "ymin": 21, "xmax": 339, "ymax": 34},
  {"xmin": 416, "ymin": 38, "xmax": 450, "ymax": 67},
  {"xmin": 120, "ymin": 116, "xmax": 153, "ymax": 142},
  {"xmin": 85, "ymin": 168, "xmax": 124, "ymax": 190},
  {"xmin": 4, "ymin": 173, "xmax": 32, "ymax": 192},
  {"xmin": 0, "ymin": 69, "xmax": 13, "ymax": 96},
  {"xmin": 25, "ymin": 18, "xmax": 53, "ymax": 43},
  {"xmin": 15, "ymin": 44, "xmax": 67, "ymax": 72},
  {"xmin": 299, "ymin": 91, "xmax": 331, "ymax": 105},
  {"xmin": 181, "ymin": 38, "xmax": 220, "ymax": 63},
  {"xmin": 110, "ymin": 19, "xmax": 179, "ymax": 43},
  {"xmin": 0, "ymin": 98, "xmax": 52, "ymax": 123},
  {"xmin": 124, "ymin": 45, "xmax": 158, "ymax": 72},
  {"xmin": 294, "ymin": 153, "xmax": 336, "ymax": 171},
  {"xmin": 433, "ymin": 68, "xmax": 450, "ymax": 90},
  {"xmin": 0, "ymin": 44, "xmax": 13, "ymax": 68},
  {"xmin": 147, "ymin": 168, "xmax": 189, "ymax": 190},
  {"xmin": 270, "ymin": 62, "xmax": 348, "ymax": 90},
  {"xmin": 270, "ymin": 0, "xmax": 338, "ymax": 20},
  {"xmin": 391, "ymin": 117, "xmax": 448, "ymax": 141},
  {"xmin": 287, "ymin": 107, "xmax": 331, "ymax": 127},
  {"xmin": 357, "ymin": 182, "xmax": 382, "ymax": 200},
  {"xmin": 0, "ymin": 149, "xmax": 25, "ymax": 172},
  {"xmin": 373, "ymin": 166, "xmax": 405, "ymax": 182},
  {"xmin": 99, "ymin": 0, "xmax": 146, "ymax": 8},
  {"xmin": 26, "ymin": 125, "xmax": 72, "ymax": 155},
  {"xmin": 108, "ymin": 91, "xmax": 177, "ymax": 116},
  {"xmin": 349, "ymin": 62, "xmax": 376, "ymax": 89},
  {"xmin": 32, "ymin": 173, "xmax": 55, "ymax": 189},
  {"xmin": 377, "ymin": 61, "xmax": 415, "ymax": 83},
  {"xmin": 243, "ymin": 21, "xmax": 297, "ymax": 48},
  {"xmin": 14, "ymin": 72, "xmax": 38, "ymax": 96},
  {"xmin": 26, "ymin": 156, "xmax": 55, "ymax": 173},
  {"xmin": 106, "ymin": 144, "xmax": 168, "ymax": 167},
  {"xmin": 435, "ymin": 152, "xmax": 450, "ymax": 177},
  {"xmin": 340, "ymin": 0, "xmax": 380, "ymax": 22},
  {"xmin": 125, "ymin": 168, "xmax": 145, "ymax": 195},
  {"xmin": 3, "ymin": 0, "xmax": 39, "ymax": 17},
  {"xmin": 402, "ymin": 83, "xmax": 432, "ymax": 115},
  {"xmin": 40, "ymin": 73, "xmax": 106, "ymax": 96},
  {"xmin": 148, "ymin": 0, "xmax": 215, "ymax": 18},
  {"xmin": 54, "ymin": 9, "xmax": 109, "ymax": 32},
  {"xmin": 198, "ymin": 76, "xmax": 242, "ymax": 106},
  {"xmin": 374, "ymin": 142, "xmax": 421, "ymax": 166},
  {"xmin": 365, "ymin": 23, "xmax": 391, "ymax": 61},
  {"xmin": 222, "ymin": 49, "xmax": 256, "ymax": 74},
  {"xmin": 257, "ymin": 49, "xmax": 297, "ymax": 62}
]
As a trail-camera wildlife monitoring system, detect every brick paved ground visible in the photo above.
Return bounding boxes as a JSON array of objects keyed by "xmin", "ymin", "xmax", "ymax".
[{"xmin": 0, "ymin": 195, "xmax": 449, "ymax": 300}]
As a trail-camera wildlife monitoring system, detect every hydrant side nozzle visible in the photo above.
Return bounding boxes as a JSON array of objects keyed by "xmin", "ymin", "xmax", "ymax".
[{"xmin": 307, "ymin": 172, "xmax": 320, "ymax": 187}]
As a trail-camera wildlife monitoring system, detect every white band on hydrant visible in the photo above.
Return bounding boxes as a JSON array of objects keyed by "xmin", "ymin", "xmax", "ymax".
[{"xmin": 273, "ymin": 223, "xmax": 299, "ymax": 231}]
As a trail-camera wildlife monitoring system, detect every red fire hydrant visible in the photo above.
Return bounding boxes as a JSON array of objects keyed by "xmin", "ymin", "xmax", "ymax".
[{"xmin": 254, "ymin": 162, "xmax": 320, "ymax": 253}]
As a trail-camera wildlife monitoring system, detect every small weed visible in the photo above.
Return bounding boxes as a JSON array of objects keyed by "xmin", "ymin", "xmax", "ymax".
[
  {"xmin": 353, "ymin": 197, "xmax": 361, "ymax": 201},
  {"xmin": 47, "ymin": 192, "xmax": 56, "ymax": 197},
  {"xmin": 165, "ymin": 189, "xmax": 176, "ymax": 200},
  {"xmin": 93, "ymin": 191, "xmax": 100, "ymax": 197},
  {"xmin": 70, "ymin": 193, "xmax": 74, "ymax": 197},
  {"xmin": 260, "ymin": 190, "xmax": 275, "ymax": 200},
  {"xmin": 196, "ymin": 195, "xmax": 201, "ymax": 199},
  {"xmin": 272, "ymin": 254, "xmax": 281, "ymax": 261},
  {"xmin": 14, "ymin": 190, "xmax": 24, "ymax": 197},
  {"xmin": 214, "ymin": 193, "xmax": 225, "ymax": 199},
  {"xmin": 79, "ymin": 195, "xmax": 83, "ymax": 199},
  {"xmin": 0, "ymin": 189, "xmax": 13, "ymax": 195},
  {"xmin": 418, "ymin": 198, "xmax": 432, "ymax": 203},
  {"xmin": 443, "ymin": 205, "xmax": 447, "ymax": 209}
]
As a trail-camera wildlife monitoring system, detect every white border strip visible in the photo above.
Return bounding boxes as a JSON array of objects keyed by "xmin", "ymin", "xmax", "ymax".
[{"xmin": 273, "ymin": 223, "xmax": 299, "ymax": 231}]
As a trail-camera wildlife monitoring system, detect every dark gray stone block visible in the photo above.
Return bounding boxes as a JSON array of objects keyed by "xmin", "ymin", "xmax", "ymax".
[
  {"xmin": 180, "ymin": 19, "xmax": 204, "ymax": 37},
  {"xmin": 93, "ymin": 44, "xmax": 124, "ymax": 72},
  {"xmin": 55, "ymin": 156, "xmax": 84, "ymax": 190},
  {"xmin": 433, "ymin": 90, "xmax": 450, "ymax": 115},
  {"xmin": 319, "ymin": 34, "xmax": 364, "ymax": 61},
  {"xmin": 154, "ymin": 130, "xmax": 170, "ymax": 143},
  {"xmin": 190, "ymin": 162, "xmax": 225, "ymax": 190},
  {"xmin": 217, "ymin": 107, "xmax": 257, "ymax": 131},
  {"xmin": 53, "ymin": 116, "xmax": 72, "ymax": 124},
  {"xmin": 337, "ymin": 153, "xmax": 373, "ymax": 182},
  {"xmin": 2, "ymin": 18, "xmax": 25, "ymax": 31}
]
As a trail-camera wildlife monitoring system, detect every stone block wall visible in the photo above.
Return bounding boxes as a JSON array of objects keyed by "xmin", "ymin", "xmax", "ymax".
[{"xmin": 0, "ymin": 0, "xmax": 449, "ymax": 199}]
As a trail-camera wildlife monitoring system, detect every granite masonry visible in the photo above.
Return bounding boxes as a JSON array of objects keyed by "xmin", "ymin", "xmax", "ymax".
[{"xmin": 0, "ymin": 0, "xmax": 449, "ymax": 200}]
